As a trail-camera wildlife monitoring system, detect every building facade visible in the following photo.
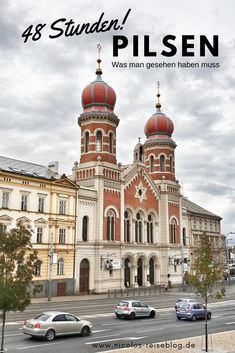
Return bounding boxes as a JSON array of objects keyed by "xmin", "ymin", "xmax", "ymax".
[
  {"xmin": 0, "ymin": 158, "xmax": 77, "ymax": 297},
  {"xmin": 0, "ymin": 54, "xmax": 223, "ymax": 296}
]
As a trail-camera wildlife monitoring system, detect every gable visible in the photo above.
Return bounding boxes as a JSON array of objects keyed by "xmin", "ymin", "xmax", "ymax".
[
  {"xmin": 16, "ymin": 216, "xmax": 31, "ymax": 223},
  {"xmin": 124, "ymin": 174, "xmax": 159, "ymax": 212}
]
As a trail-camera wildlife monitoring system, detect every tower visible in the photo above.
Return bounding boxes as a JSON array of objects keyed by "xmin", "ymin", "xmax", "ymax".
[
  {"xmin": 78, "ymin": 44, "xmax": 119, "ymax": 166},
  {"xmin": 144, "ymin": 82, "xmax": 176, "ymax": 182}
]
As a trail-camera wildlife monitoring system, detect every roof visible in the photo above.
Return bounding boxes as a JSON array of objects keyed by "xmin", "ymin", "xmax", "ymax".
[
  {"xmin": 0, "ymin": 156, "xmax": 60, "ymax": 180},
  {"xmin": 182, "ymin": 197, "xmax": 221, "ymax": 219}
]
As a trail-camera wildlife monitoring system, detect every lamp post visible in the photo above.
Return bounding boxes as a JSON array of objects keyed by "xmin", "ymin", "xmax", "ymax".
[
  {"xmin": 225, "ymin": 232, "xmax": 235, "ymax": 285},
  {"xmin": 226, "ymin": 232, "xmax": 235, "ymax": 267},
  {"xmin": 48, "ymin": 220, "xmax": 55, "ymax": 301}
]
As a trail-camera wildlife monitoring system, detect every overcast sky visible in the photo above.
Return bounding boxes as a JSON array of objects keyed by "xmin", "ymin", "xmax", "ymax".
[{"xmin": 1, "ymin": 0, "xmax": 235, "ymax": 236}]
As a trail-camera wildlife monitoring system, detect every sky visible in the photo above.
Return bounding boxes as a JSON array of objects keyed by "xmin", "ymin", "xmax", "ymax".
[{"xmin": 0, "ymin": 0, "xmax": 235, "ymax": 236}]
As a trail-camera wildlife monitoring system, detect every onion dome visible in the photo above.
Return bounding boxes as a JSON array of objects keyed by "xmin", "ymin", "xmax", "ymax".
[
  {"xmin": 144, "ymin": 82, "xmax": 174, "ymax": 140},
  {"xmin": 81, "ymin": 44, "xmax": 116, "ymax": 113}
]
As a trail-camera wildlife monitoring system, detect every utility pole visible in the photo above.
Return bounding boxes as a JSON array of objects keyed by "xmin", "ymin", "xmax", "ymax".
[{"xmin": 48, "ymin": 221, "xmax": 55, "ymax": 301}]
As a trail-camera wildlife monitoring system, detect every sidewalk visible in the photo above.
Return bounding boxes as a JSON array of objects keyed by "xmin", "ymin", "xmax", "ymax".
[
  {"xmin": 104, "ymin": 330, "xmax": 235, "ymax": 353},
  {"xmin": 31, "ymin": 284, "xmax": 235, "ymax": 304}
]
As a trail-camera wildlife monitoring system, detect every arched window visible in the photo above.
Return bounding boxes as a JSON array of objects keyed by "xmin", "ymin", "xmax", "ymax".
[
  {"xmin": 124, "ymin": 211, "xmax": 130, "ymax": 243},
  {"xmin": 182, "ymin": 227, "xmax": 187, "ymax": 246},
  {"xmin": 170, "ymin": 218, "xmax": 177, "ymax": 244},
  {"xmin": 107, "ymin": 209, "xmax": 115, "ymax": 241},
  {"xmin": 160, "ymin": 155, "xmax": 165, "ymax": 172},
  {"xmin": 139, "ymin": 146, "xmax": 144, "ymax": 162},
  {"xmin": 82, "ymin": 216, "xmax": 88, "ymax": 241},
  {"xmin": 135, "ymin": 212, "xmax": 142, "ymax": 243},
  {"xmin": 147, "ymin": 214, "xmax": 154, "ymax": 243},
  {"xmin": 85, "ymin": 131, "xmax": 89, "ymax": 153},
  {"xmin": 57, "ymin": 258, "xmax": 64, "ymax": 275},
  {"xmin": 150, "ymin": 156, "xmax": 154, "ymax": 172},
  {"xmin": 170, "ymin": 156, "xmax": 174, "ymax": 173},
  {"xmin": 96, "ymin": 131, "xmax": 103, "ymax": 152},
  {"xmin": 109, "ymin": 133, "xmax": 113, "ymax": 154}
]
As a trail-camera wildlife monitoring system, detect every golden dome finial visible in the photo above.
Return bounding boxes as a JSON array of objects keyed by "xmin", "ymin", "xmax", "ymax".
[
  {"xmin": 96, "ymin": 43, "xmax": 102, "ymax": 76},
  {"xmin": 156, "ymin": 80, "xmax": 161, "ymax": 109}
]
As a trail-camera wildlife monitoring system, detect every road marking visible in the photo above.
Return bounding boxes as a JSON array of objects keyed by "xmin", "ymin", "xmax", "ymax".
[
  {"xmin": 225, "ymin": 322, "xmax": 235, "ymax": 325},
  {"xmin": 93, "ymin": 329, "xmax": 112, "ymax": 333},
  {"xmin": 17, "ymin": 341, "xmax": 65, "ymax": 350},
  {"xmin": 175, "ymin": 324, "xmax": 195, "ymax": 327},
  {"xmin": 85, "ymin": 336, "xmax": 148, "ymax": 345},
  {"xmin": 137, "ymin": 328, "xmax": 163, "ymax": 333},
  {"xmin": 102, "ymin": 322, "xmax": 129, "ymax": 326},
  {"xmin": 4, "ymin": 333, "xmax": 23, "ymax": 337},
  {"xmin": 87, "ymin": 334, "xmax": 120, "ymax": 340}
]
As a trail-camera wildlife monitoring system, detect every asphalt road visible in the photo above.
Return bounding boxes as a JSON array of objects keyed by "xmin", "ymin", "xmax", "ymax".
[{"xmin": 1, "ymin": 291, "xmax": 235, "ymax": 353}]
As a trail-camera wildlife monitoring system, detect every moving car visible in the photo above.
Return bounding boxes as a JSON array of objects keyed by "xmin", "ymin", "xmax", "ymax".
[
  {"xmin": 175, "ymin": 298, "xmax": 196, "ymax": 311},
  {"xmin": 176, "ymin": 302, "xmax": 212, "ymax": 321},
  {"xmin": 115, "ymin": 300, "xmax": 156, "ymax": 319},
  {"xmin": 23, "ymin": 311, "xmax": 92, "ymax": 341}
]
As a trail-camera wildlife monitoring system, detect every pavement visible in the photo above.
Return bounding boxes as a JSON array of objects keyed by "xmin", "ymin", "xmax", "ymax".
[
  {"xmin": 31, "ymin": 283, "xmax": 235, "ymax": 304},
  {"xmin": 103, "ymin": 330, "xmax": 235, "ymax": 353}
]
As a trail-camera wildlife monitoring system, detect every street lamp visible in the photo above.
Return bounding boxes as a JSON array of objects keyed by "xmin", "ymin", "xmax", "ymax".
[
  {"xmin": 48, "ymin": 219, "xmax": 56, "ymax": 301},
  {"xmin": 226, "ymin": 232, "xmax": 235, "ymax": 268}
]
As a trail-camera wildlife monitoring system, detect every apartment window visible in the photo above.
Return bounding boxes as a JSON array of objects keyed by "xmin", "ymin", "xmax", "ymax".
[
  {"xmin": 2, "ymin": 192, "xmax": 9, "ymax": 208},
  {"xmin": 107, "ymin": 209, "xmax": 115, "ymax": 241},
  {"xmin": 57, "ymin": 258, "xmax": 64, "ymax": 275},
  {"xmin": 0, "ymin": 223, "xmax": 7, "ymax": 232},
  {"xmin": 38, "ymin": 197, "xmax": 45, "ymax": 213},
  {"xmin": 21, "ymin": 195, "xmax": 28, "ymax": 211},
  {"xmin": 59, "ymin": 199, "xmax": 66, "ymax": 215},
  {"xmin": 34, "ymin": 261, "xmax": 41, "ymax": 276},
  {"xmin": 36, "ymin": 227, "xmax": 43, "ymax": 243},
  {"xmin": 59, "ymin": 228, "xmax": 66, "ymax": 244}
]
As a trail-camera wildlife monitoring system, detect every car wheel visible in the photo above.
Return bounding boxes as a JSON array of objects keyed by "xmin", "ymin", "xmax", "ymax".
[
  {"xmin": 150, "ymin": 311, "xmax": 155, "ymax": 318},
  {"xmin": 81, "ymin": 326, "xmax": 90, "ymax": 337},
  {"xmin": 129, "ymin": 312, "xmax": 136, "ymax": 320},
  {"xmin": 177, "ymin": 317, "xmax": 181, "ymax": 320},
  {"xmin": 191, "ymin": 315, "xmax": 196, "ymax": 322},
  {"xmin": 115, "ymin": 313, "xmax": 121, "ymax": 319},
  {"xmin": 45, "ymin": 329, "xmax": 55, "ymax": 341},
  {"xmin": 207, "ymin": 313, "xmax": 211, "ymax": 320}
]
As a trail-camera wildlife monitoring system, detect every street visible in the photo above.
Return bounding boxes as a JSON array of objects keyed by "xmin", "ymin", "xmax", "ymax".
[{"xmin": 2, "ymin": 292, "xmax": 235, "ymax": 353}]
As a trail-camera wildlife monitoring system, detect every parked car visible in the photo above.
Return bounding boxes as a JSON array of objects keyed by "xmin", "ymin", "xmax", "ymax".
[
  {"xmin": 23, "ymin": 311, "xmax": 92, "ymax": 341},
  {"xmin": 115, "ymin": 300, "xmax": 156, "ymax": 319},
  {"xmin": 176, "ymin": 302, "xmax": 212, "ymax": 321},
  {"xmin": 175, "ymin": 298, "xmax": 196, "ymax": 311}
]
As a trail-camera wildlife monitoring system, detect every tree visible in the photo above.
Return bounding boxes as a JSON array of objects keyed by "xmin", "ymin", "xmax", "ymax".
[
  {"xmin": 0, "ymin": 223, "xmax": 41, "ymax": 352},
  {"xmin": 187, "ymin": 232, "xmax": 225, "ymax": 352}
]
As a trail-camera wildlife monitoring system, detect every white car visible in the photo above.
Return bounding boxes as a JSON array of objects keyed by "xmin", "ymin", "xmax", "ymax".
[
  {"xmin": 115, "ymin": 300, "xmax": 156, "ymax": 319},
  {"xmin": 23, "ymin": 311, "xmax": 92, "ymax": 341}
]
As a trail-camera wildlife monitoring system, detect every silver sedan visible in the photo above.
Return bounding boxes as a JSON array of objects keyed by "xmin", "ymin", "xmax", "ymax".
[{"xmin": 23, "ymin": 311, "xmax": 92, "ymax": 341}]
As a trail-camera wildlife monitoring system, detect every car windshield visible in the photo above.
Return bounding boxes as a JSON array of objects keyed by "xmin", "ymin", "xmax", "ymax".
[
  {"xmin": 118, "ymin": 302, "xmax": 129, "ymax": 307},
  {"xmin": 33, "ymin": 313, "xmax": 51, "ymax": 321}
]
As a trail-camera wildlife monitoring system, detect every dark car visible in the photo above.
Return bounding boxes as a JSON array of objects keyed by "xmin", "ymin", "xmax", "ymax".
[{"xmin": 176, "ymin": 302, "xmax": 212, "ymax": 321}]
